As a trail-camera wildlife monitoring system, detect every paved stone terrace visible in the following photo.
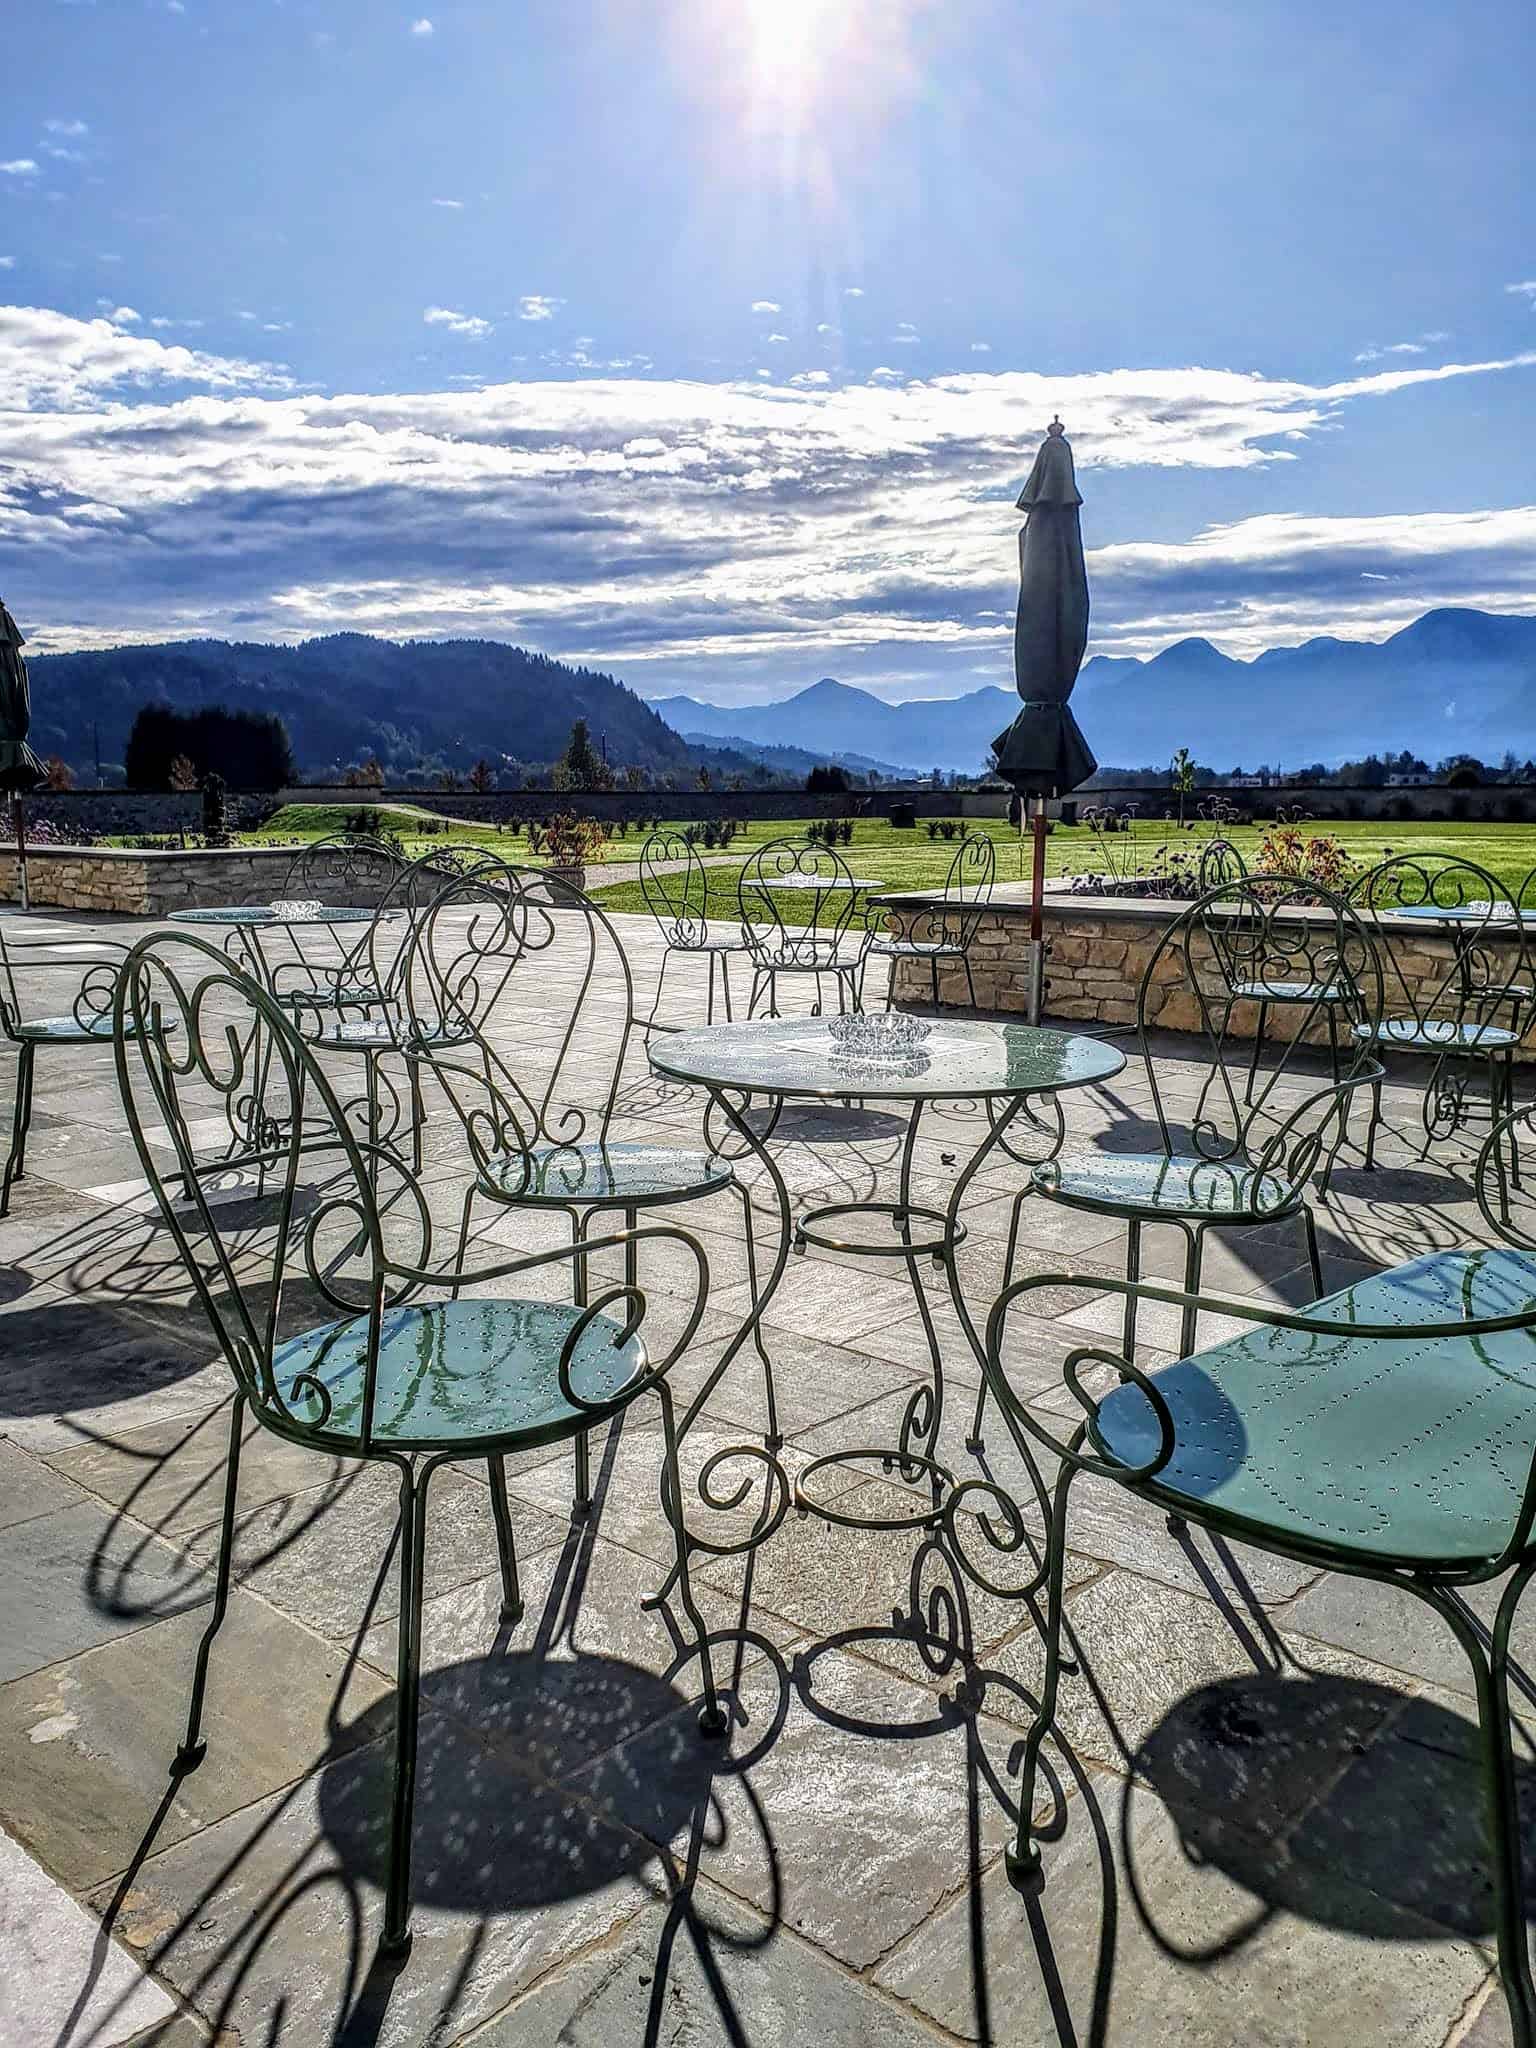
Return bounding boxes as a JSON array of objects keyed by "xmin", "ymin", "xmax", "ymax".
[{"xmin": 0, "ymin": 906, "xmax": 1529, "ymax": 2047}]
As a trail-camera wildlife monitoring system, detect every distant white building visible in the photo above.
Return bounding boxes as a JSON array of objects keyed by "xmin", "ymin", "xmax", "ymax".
[{"xmin": 1386, "ymin": 771, "xmax": 1433, "ymax": 787}]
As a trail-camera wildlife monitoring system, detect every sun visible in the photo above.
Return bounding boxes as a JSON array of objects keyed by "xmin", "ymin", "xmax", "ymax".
[{"xmin": 743, "ymin": 0, "xmax": 854, "ymax": 103}]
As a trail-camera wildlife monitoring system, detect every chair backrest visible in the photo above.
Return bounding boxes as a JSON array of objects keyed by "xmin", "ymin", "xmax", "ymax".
[
  {"xmin": 738, "ymin": 835, "xmax": 864, "ymax": 968},
  {"xmin": 0, "ymin": 923, "xmax": 126, "ymax": 1039},
  {"xmin": 1198, "ymin": 836, "xmax": 1248, "ymax": 892},
  {"xmin": 280, "ymin": 834, "xmax": 404, "ymax": 906},
  {"xmin": 113, "ymin": 931, "xmax": 430, "ymax": 1452},
  {"xmin": 1136, "ymin": 875, "xmax": 1383, "ymax": 1203},
  {"xmin": 1348, "ymin": 853, "xmax": 1533, "ymax": 1039},
  {"xmin": 399, "ymin": 860, "xmax": 639, "ymax": 1179},
  {"xmin": 638, "ymin": 830, "xmax": 716, "ymax": 949}
]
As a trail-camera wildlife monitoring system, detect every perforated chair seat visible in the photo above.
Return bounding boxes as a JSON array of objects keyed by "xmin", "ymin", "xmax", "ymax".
[
  {"xmin": 271, "ymin": 1297, "xmax": 647, "ymax": 1452},
  {"xmin": 1352, "ymin": 1017, "xmax": 1520, "ymax": 1053},
  {"xmin": 1231, "ymin": 979, "xmax": 1352, "ymax": 1004},
  {"xmin": 15, "ymin": 1012, "xmax": 166, "ymax": 1044},
  {"xmin": 1092, "ymin": 1248, "xmax": 1536, "ymax": 1568},
  {"xmin": 1031, "ymin": 1151, "xmax": 1293, "ymax": 1221},
  {"xmin": 477, "ymin": 1141, "xmax": 732, "ymax": 1207},
  {"xmin": 867, "ymin": 936, "xmax": 966, "ymax": 959}
]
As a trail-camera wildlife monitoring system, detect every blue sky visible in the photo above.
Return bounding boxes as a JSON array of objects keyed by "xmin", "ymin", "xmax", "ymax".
[{"xmin": 1, "ymin": 0, "xmax": 1533, "ymax": 703}]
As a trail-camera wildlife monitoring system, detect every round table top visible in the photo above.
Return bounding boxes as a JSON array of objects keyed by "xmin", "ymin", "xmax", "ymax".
[
  {"xmin": 649, "ymin": 1015, "xmax": 1126, "ymax": 1102},
  {"xmin": 754, "ymin": 872, "xmax": 883, "ymax": 893},
  {"xmin": 169, "ymin": 903, "xmax": 386, "ymax": 928},
  {"xmin": 1379, "ymin": 902, "xmax": 1536, "ymax": 927}
]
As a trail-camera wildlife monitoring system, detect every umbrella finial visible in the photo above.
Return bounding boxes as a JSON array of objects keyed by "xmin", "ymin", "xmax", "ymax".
[{"xmin": 1047, "ymin": 416, "xmax": 1065, "ymax": 437}]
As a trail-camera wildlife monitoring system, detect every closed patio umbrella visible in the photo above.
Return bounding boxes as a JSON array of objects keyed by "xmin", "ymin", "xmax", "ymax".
[
  {"xmin": 0, "ymin": 602, "xmax": 48, "ymax": 914},
  {"xmin": 991, "ymin": 419, "xmax": 1096, "ymax": 1020}
]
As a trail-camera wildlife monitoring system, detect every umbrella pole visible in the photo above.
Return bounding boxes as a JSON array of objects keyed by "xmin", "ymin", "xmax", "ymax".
[
  {"xmin": 1026, "ymin": 797, "xmax": 1048, "ymax": 1024},
  {"xmin": 12, "ymin": 795, "xmax": 26, "ymax": 915}
]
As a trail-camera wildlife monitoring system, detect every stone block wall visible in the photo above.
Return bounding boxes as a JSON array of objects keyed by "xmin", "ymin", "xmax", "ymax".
[
  {"xmin": 0, "ymin": 847, "xmax": 308, "ymax": 914},
  {"xmin": 882, "ymin": 890, "xmax": 1536, "ymax": 1057}
]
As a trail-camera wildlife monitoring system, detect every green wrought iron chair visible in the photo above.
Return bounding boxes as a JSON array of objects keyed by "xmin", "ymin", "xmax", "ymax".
[
  {"xmin": 397, "ymin": 860, "xmax": 772, "ymax": 1498},
  {"xmin": 113, "ymin": 929, "xmax": 725, "ymax": 1964},
  {"xmin": 1348, "ymin": 853, "xmax": 1534, "ymax": 1164},
  {"xmin": 0, "ymin": 923, "xmax": 165, "ymax": 1215},
  {"xmin": 966, "ymin": 875, "xmax": 1383, "ymax": 1453},
  {"xmin": 266, "ymin": 833, "xmax": 407, "ymax": 1017},
  {"xmin": 637, "ymin": 828, "xmax": 749, "ymax": 1031},
  {"xmin": 738, "ymin": 834, "xmax": 869, "ymax": 1018},
  {"xmin": 986, "ymin": 1099, "xmax": 1536, "ymax": 2046},
  {"xmin": 861, "ymin": 830, "xmax": 996, "ymax": 1011},
  {"xmin": 276, "ymin": 847, "xmax": 500, "ymax": 1169}
]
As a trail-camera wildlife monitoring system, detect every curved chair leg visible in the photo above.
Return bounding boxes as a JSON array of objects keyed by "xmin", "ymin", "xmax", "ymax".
[
  {"xmin": 968, "ymin": 1186, "xmax": 1032, "ymax": 1453},
  {"xmin": 1122, "ymin": 1219, "xmax": 1142, "ymax": 1362},
  {"xmin": 1302, "ymin": 1205, "xmax": 1325, "ymax": 1300},
  {"xmin": 1008, "ymin": 1458, "xmax": 1079, "ymax": 1895},
  {"xmin": 644, "ymin": 948, "xmax": 674, "ymax": 1038},
  {"xmin": 449, "ymin": 1186, "xmax": 477, "ymax": 1300},
  {"xmin": 962, "ymin": 952, "xmax": 979, "ymax": 1013},
  {"xmin": 1178, "ymin": 1223, "xmax": 1205, "ymax": 1360},
  {"xmin": 734, "ymin": 1180, "xmax": 778, "ymax": 1447},
  {"xmin": 407, "ymin": 1057, "xmax": 425, "ymax": 1174},
  {"xmin": 1429, "ymin": 1568, "xmax": 1536, "ymax": 2047},
  {"xmin": 381, "ymin": 1454, "xmax": 437, "ymax": 1963},
  {"xmin": 931, "ymin": 955, "xmax": 941, "ymax": 1013},
  {"xmin": 652, "ymin": 1377, "xmax": 727, "ymax": 1738},
  {"xmin": 1, "ymin": 1039, "xmax": 35, "ymax": 1216},
  {"xmin": 486, "ymin": 1455, "xmax": 523, "ymax": 1624},
  {"xmin": 173, "ymin": 1393, "xmax": 246, "ymax": 1775},
  {"xmin": 1245, "ymin": 1002, "xmax": 1269, "ymax": 1105},
  {"xmin": 719, "ymin": 953, "xmax": 735, "ymax": 1023},
  {"xmin": 1325, "ymin": 1003, "xmax": 1341, "ymax": 1085},
  {"xmin": 1362, "ymin": 1072, "xmax": 1383, "ymax": 1171},
  {"xmin": 571, "ymin": 1208, "xmax": 594, "ymax": 1517}
]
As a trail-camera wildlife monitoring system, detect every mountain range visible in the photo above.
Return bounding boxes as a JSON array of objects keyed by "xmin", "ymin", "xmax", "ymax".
[{"xmin": 651, "ymin": 610, "xmax": 1536, "ymax": 775}]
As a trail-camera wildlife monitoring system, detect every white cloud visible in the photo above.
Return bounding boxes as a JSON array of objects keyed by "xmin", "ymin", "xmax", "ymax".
[
  {"xmin": 0, "ymin": 257, "xmax": 12, "ymax": 270},
  {"xmin": 867, "ymin": 366, "xmax": 904, "ymax": 384},
  {"xmin": 431, "ymin": 197, "xmax": 463, "ymax": 209},
  {"xmin": 0, "ymin": 160, "xmax": 39, "ymax": 178},
  {"xmin": 517, "ymin": 295, "xmax": 563, "ymax": 321},
  {"xmin": 109, "ymin": 305, "xmax": 141, "ymax": 325},
  {"xmin": 1, "ymin": 308, "xmax": 1532, "ymax": 694},
  {"xmin": 43, "ymin": 120, "xmax": 89, "ymax": 137},
  {"xmin": 970, "ymin": 342, "xmax": 991, "ymax": 354},
  {"xmin": 1509, "ymin": 281, "xmax": 1536, "ymax": 303},
  {"xmin": 423, "ymin": 305, "xmax": 492, "ymax": 337},
  {"xmin": 1354, "ymin": 340, "xmax": 1427, "ymax": 363},
  {"xmin": 409, "ymin": 15, "xmax": 434, "ymax": 32},
  {"xmin": 751, "ymin": 299, "xmax": 781, "ymax": 314},
  {"xmin": 816, "ymin": 322, "xmax": 836, "ymax": 336},
  {"xmin": 889, "ymin": 325, "xmax": 920, "ymax": 345},
  {"xmin": 843, "ymin": 287, "xmax": 865, "ymax": 298},
  {"xmin": 766, "ymin": 332, "xmax": 788, "ymax": 344}
]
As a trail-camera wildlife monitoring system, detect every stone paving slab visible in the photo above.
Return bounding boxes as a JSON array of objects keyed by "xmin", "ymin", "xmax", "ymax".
[{"xmin": 0, "ymin": 902, "xmax": 1531, "ymax": 2046}]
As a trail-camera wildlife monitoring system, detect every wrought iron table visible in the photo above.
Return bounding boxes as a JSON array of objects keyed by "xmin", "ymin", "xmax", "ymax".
[{"xmin": 649, "ymin": 1014, "xmax": 1124, "ymax": 1534}]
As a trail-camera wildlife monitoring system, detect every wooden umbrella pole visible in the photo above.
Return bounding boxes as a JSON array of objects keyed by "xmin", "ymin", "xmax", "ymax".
[{"xmin": 1030, "ymin": 798, "xmax": 1048, "ymax": 943}]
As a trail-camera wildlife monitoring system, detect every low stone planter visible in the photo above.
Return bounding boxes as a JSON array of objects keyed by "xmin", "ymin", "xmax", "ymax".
[
  {"xmin": 0, "ymin": 844, "xmax": 326, "ymax": 915},
  {"xmin": 869, "ymin": 882, "xmax": 1536, "ymax": 1058}
]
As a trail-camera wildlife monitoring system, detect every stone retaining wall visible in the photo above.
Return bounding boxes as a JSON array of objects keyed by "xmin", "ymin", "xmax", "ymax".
[
  {"xmin": 878, "ymin": 886, "xmax": 1536, "ymax": 1055},
  {"xmin": 0, "ymin": 846, "xmax": 309, "ymax": 914}
]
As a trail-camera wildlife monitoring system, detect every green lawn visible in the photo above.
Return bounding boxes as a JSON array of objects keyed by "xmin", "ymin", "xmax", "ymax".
[
  {"xmin": 593, "ymin": 816, "xmax": 1536, "ymax": 925},
  {"xmin": 111, "ymin": 805, "xmax": 1536, "ymax": 927}
]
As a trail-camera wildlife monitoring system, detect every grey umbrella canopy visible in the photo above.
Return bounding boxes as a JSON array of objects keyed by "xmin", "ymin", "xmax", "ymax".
[
  {"xmin": 0, "ymin": 602, "xmax": 45, "ymax": 798},
  {"xmin": 991, "ymin": 419, "xmax": 1097, "ymax": 796}
]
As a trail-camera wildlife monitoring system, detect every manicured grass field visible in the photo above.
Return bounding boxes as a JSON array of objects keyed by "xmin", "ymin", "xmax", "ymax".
[
  {"xmin": 116, "ymin": 804, "xmax": 1536, "ymax": 928},
  {"xmin": 591, "ymin": 816, "xmax": 1536, "ymax": 925}
]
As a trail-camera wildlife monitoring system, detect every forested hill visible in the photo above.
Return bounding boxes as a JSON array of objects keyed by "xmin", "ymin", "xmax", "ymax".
[{"xmin": 24, "ymin": 634, "xmax": 698, "ymax": 782}]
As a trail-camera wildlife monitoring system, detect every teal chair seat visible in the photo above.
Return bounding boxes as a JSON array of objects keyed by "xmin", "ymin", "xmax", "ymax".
[
  {"xmin": 477, "ymin": 1141, "xmax": 732, "ymax": 1207},
  {"xmin": 279, "ymin": 977, "xmax": 387, "ymax": 1010},
  {"xmin": 15, "ymin": 1011, "xmax": 161, "ymax": 1044},
  {"xmin": 1353, "ymin": 1017, "xmax": 1520, "ymax": 1053},
  {"xmin": 272, "ymin": 1297, "xmax": 647, "ymax": 1452},
  {"xmin": 1091, "ymin": 1247, "xmax": 1536, "ymax": 1569},
  {"xmin": 1031, "ymin": 1151, "xmax": 1292, "ymax": 1221},
  {"xmin": 1231, "ymin": 978, "xmax": 1350, "ymax": 1003},
  {"xmin": 307, "ymin": 1015, "xmax": 468, "ymax": 1051}
]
